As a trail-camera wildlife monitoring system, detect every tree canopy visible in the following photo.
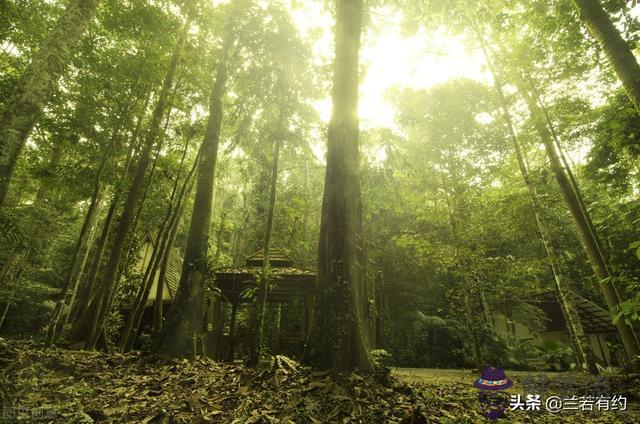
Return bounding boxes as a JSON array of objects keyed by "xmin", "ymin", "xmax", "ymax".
[{"xmin": 2, "ymin": 1, "xmax": 640, "ymax": 420}]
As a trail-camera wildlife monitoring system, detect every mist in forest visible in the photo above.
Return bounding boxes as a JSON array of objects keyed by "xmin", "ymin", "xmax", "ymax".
[{"xmin": 1, "ymin": 0, "xmax": 640, "ymax": 422}]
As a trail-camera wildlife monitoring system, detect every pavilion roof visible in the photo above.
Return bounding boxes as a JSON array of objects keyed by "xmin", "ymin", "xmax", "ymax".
[
  {"xmin": 215, "ymin": 265, "xmax": 315, "ymax": 277},
  {"xmin": 214, "ymin": 247, "xmax": 315, "ymax": 303},
  {"xmin": 139, "ymin": 231, "xmax": 183, "ymax": 297},
  {"xmin": 531, "ymin": 290, "xmax": 615, "ymax": 334},
  {"xmin": 245, "ymin": 246, "xmax": 295, "ymax": 267}
]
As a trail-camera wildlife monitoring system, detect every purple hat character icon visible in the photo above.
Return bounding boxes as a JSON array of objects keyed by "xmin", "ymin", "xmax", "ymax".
[
  {"xmin": 474, "ymin": 367, "xmax": 513, "ymax": 390},
  {"xmin": 474, "ymin": 367, "xmax": 513, "ymax": 420}
]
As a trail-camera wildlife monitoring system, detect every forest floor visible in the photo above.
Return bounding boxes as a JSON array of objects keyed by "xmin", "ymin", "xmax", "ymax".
[
  {"xmin": 1, "ymin": 338, "xmax": 639, "ymax": 423},
  {"xmin": 393, "ymin": 367, "xmax": 640, "ymax": 422}
]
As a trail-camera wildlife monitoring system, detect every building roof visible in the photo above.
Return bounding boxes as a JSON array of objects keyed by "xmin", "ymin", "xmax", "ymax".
[
  {"xmin": 215, "ymin": 266, "xmax": 315, "ymax": 277},
  {"xmin": 165, "ymin": 248, "xmax": 183, "ymax": 297},
  {"xmin": 532, "ymin": 290, "xmax": 615, "ymax": 334},
  {"xmin": 140, "ymin": 231, "xmax": 183, "ymax": 299},
  {"xmin": 245, "ymin": 246, "xmax": 294, "ymax": 267},
  {"xmin": 214, "ymin": 246, "xmax": 315, "ymax": 303}
]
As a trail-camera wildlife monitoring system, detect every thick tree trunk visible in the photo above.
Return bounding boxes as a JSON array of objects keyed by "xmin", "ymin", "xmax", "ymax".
[
  {"xmin": 520, "ymin": 86, "xmax": 640, "ymax": 358},
  {"xmin": 304, "ymin": 0, "xmax": 373, "ymax": 372},
  {"xmin": 249, "ymin": 137, "xmax": 281, "ymax": 366},
  {"xmin": 0, "ymin": 0, "xmax": 101, "ymax": 206},
  {"xmin": 77, "ymin": 29, "xmax": 186, "ymax": 349},
  {"xmin": 572, "ymin": 0, "xmax": 640, "ymax": 114},
  {"xmin": 158, "ymin": 41, "xmax": 229, "ymax": 357}
]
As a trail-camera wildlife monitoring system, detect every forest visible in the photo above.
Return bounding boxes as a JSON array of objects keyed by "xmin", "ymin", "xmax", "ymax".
[{"xmin": 2, "ymin": 0, "xmax": 640, "ymax": 422}]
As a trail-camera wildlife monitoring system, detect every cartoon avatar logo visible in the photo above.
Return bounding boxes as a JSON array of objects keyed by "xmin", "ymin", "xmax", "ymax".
[{"xmin": 473, "ymin": 367, "xmax": 513, "ymax": 420}]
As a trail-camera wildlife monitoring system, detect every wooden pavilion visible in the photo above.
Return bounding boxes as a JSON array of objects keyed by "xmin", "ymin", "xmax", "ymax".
[
  {"xmin": 533, "ymin": 290, "xmax": 618, "ymax": 365},
  {"xmin": 206, "ymin": 247, "xmax": 316, "ymax": 360},
  {"xmin": 493, "ymin": 290, "xmax": 620, "ymax": 366}
]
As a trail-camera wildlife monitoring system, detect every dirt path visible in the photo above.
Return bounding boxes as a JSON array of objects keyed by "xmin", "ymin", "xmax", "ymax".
[{"xmin": 393, "ymin": 367, "xmax": 568, "ymax": 385}]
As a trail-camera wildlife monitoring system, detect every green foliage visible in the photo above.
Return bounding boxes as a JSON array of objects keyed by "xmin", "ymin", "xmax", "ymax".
[
  {"xmin": 0, "ymin": 277, "xmax": 58, "ymax": 335},
  {"xmin": 1, "ymin": 0, "xmax": 640, "ymax": 374},
  {"xmin": 535, "ymin": 340, "xmax": 574, "ymax": 372},
  {"xmin": 136, "ymin": 331, "xmax": 154, "ymax": 354},
  {"xmin": 503, "ymin": 336, "xmax": 539, "ymax": 370},
  {"xmin": 396, "ymin": 312, "xmax": 467, "ymax": 368},
  {"xmin": 0, "ymin": 209, "xmax": 23, "ymax": 248},
  {"xmin": 615, "ymin": 275, "xmax": 640, "ymax": 325},
  {"xmin": 370, "ymin": 349, "xmax": 395, "ymax": 370}
]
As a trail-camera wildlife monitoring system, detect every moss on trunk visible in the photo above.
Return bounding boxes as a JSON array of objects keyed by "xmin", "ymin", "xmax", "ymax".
[{"xmin": 0, "ymin": 0, "xmax": 101, "ymax": 206}]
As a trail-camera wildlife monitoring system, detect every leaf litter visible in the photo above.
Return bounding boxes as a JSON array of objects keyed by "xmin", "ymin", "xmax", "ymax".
[{"xmin": 1, "ymin": 338, "xmax": 640, "ymax": 423}]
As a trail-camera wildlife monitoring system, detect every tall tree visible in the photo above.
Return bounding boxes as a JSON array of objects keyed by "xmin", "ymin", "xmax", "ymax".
[
  {"xmin": 73, "ymin": 23, "xmax": 188, "ymax": 349},
  {"xmin": 304, "ymin": 0, "xmax": 373, "ymax": 372},
  {"xmin": 69, "ymin": 121, "xmax": 142, "ymax": 325},
  {"xmin": 119, "ymin": 141, "xmax": 198, "ymax": 351},
  {"xmin": 572, "ymin": 0, "xmax": 640, "ymax": 114},
  {"xmin": 519, "ymin": 83, "xmax": 640, "ymax": 358},
  {"xmin": 45, "ymin": 152, "xmax": 108, "ymax": 347},
  {"xmin": 249, "ymin": 135, "xmax": 281, "ymax": 366},
  {"xmin": 158, "ymin": 33, "xmax": 232, "ymax": 357},
  {"xmin": 0, "ymin": 0, "xmax": 101, "ymax": 206},
  {"xmin": 152, "ymin": 161, "xmax": 198, "ymax": 337},
  {"xmin": 468, "ymin": 21, "xmax": 598, "ymax": 372}
]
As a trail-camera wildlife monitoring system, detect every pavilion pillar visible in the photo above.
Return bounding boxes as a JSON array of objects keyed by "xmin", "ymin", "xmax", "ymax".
[
  {"xmin": 304, "ymin": 291, "xmax": 314, "ymax": 341},
  {"xmin": 208, "ymin": 297, "xmax": 224, "ymax": 360},
  {"xmin": 596, "ymin": 334, "xmax": 609, "ymax": 367},
  {"xmin": 274, "ymin": 303, "xmax": 282, "ymax": 354},
  {"xmin": 227, "ymin": 298, "xmax": 239, "ymax": 361},
  {"xmin": 369, "ymin": 276, "xmax": 377, "ymax": 349}
]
